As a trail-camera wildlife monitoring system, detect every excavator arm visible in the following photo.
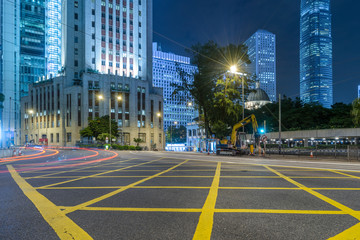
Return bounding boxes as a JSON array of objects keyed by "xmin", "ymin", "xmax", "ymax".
[{"xmin": 230, "ymin": 114, "xmax": 259, "ymax": 147}]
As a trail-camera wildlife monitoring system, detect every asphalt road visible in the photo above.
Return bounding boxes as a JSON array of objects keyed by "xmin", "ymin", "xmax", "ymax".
[{"xmin": 1, "ymin": 148, "xmax": 360, "ymax": 239}]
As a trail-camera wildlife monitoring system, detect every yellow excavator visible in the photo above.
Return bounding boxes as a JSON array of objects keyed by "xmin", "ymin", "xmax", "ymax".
[{"xmin": 216, "ymin": 114, "xmax": 260, "ymax": 156}]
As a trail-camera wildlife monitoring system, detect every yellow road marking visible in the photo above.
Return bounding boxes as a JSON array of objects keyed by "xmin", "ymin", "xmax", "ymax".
[
  {"xmin": 7, "ymin": 165, "xmax": 93, "ymax": 240},
  {"xmin": 328, "ymin": 222, "xmax": 360, "ymax": 239},
  {"xmin": 62, "ymin": 206, "xmax": 202, "ymax": 213},
  {"xmin": 37, "ymin": 158, "xmax": 164, "ymax": 189},
  {"xmin": 214, "ymin": 209, "xmax": 346, "ymax": 214},
  {"xmin": 192, "ymin": 162, "xmax": 221, "ymax": 240},
  {"xmin": 265, "ymin": 166, "xmax": 360, "ymax": 221},
  {"xmin": 25, "ymin": 157, "xmax": 139, "ymax": 178},
  {"xmin": 38, "ymin": 186, "xmax": 211, "ymax": 190},
  {"xmin": 62, "ymin": 159, "xmax": 189, "ymax": 214},
  {"xmin": 58, "ymin": 207, "xmax": 346, "ymax": 215},
  {"xmin": 330, "ymin": 170, "xmax": 360, "ymax": 180}
]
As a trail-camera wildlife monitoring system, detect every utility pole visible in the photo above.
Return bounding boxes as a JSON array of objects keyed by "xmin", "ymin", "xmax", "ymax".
[
  {"xmin": 279, "ymin": 94, "xmax": 281, "ymax": 154},
  {"xmin": 242, "ymin": 76, "xmax": 245, "ymax": 132}
]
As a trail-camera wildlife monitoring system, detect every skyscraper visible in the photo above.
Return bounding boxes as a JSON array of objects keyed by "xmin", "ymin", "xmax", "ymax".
[
  {"xmin": 300, "ymin": 0, "xmax": 333, "ymax": 108},
  {"xmin": 358, "ymin": 85, "xmax": 360, "ymax": 99},
  {"xmin": 46, "ymin": 0, "xmax": 62, "ymax": 78},
  {"xmin": 20, "ymin": 0, "xmax": 164, "ymax": 148},
  {"xmin": 244, "ymin": 30, "xmax": 276, "ymax": 102},
  {"xmin": 152, "ymin": 42, "xmax": 197, "ymax": 131},
  {"xmin": 0, "ymin": 0, "xmax": 20, "ymax": 147},
  {"xmin": 20, "ymin": 0, "xmax": 46, "ymax": 97}
]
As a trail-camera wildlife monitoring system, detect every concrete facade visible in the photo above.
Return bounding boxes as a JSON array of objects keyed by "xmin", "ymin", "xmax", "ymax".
[{"xmin": 21, "ymin": 73, "xmax": 164, "ymax": 149}]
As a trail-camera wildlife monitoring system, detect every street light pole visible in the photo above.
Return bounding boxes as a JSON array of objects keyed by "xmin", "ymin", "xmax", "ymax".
[
  {"xmin": 230, "ymin": 66, "xmax": 247, "ymax": 132},
  {"xmin": 109, "ymin": 97, "xmax": 111, "ymax": 148}
]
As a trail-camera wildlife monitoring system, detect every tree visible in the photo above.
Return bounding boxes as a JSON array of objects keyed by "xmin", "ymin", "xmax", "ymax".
[
  {"xmin": 133, "ymin": 138, "xmax": 144, "ymax": 147},
  {"xmin": 171, "ymin": 42, "xmax": 251, "ymax": 139},
  {"xmin": 352, "ymin": 98, "xmax": 360, "ymax": 127},
  {"xmin": 79, "ymin": 116, "xmax": 118, "ymax": 140}
]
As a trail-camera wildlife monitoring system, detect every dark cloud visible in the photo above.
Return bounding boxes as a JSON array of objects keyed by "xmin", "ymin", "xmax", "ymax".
[{"xmin": 153, "ymin": 0, "xmax": 360, "ymax": 104}]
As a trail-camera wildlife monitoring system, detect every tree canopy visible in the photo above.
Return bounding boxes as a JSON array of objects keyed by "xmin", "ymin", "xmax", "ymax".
[
  {"xmin": 172, "ymin": 41, "xmax": 252, "ymax": 139},
  {"xmin": 245, "ymin": 97, "xmax": 354, "ymax": 133},
  {"xmin": 80, "ymin": 116, "xmax": 118, "ymax": 140}
]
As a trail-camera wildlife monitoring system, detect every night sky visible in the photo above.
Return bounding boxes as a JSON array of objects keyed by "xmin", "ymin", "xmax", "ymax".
[{"xmin": 153, "ymin": 0, "xmax": 360, "ymax": 104}]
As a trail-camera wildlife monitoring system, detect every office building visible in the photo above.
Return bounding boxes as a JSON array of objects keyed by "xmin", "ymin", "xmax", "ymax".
[
  {"xmin": 20, "ymin": 0, "xmax": 46, "ymax": 98},
  {"xmin": 46, "ymin": 0, "xmax": 62, "ymax": 78},
  {"xmin": 244, "ymin": 29, "xmax": 276, "ymax": 102},
  {"xmin": 0, "ymin": 0, "xmax": 20, "ymax": 147},
  {"xmin": 152, "ymin": 42, "xmax": 197, "ymax": 131},
  {"xmin": 20, "ymin": 0, "xmax": 164, "ymax": 149},
  {"xmin": 300, "ymin": 0, "xmax": 333, "ymax": 108}
]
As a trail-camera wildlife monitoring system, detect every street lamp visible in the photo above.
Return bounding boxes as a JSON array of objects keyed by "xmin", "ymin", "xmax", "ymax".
[{"xmin": 229, "ymin": 65, "xmax": 247, "ymax": 132}]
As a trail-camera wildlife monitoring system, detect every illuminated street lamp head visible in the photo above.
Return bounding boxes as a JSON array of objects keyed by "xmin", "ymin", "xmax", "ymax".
[
  {"xmin": 157, "ymin": 112, "xmax": 161, "ymax": 117},
  {"xmin": 28, "ymin": 109, "xmax": 34, "ymax": 114},
  {"xmin": 187, "ymin": 102, "xmax": 192, "ymax": 107},
  {"xmin": 230, "ymin": 65, "xmax": 237, "ymax": 74},
  {"xmin": 117, "ymin": 96, "xmax": 122, "ymax": 101},
  {"xmin": 174, "ymin": 121, "xmax": 178, "ymax": 125},
  {"xmin": 98, "ymin": 95, "xmax": 104, "ymax": 100}
]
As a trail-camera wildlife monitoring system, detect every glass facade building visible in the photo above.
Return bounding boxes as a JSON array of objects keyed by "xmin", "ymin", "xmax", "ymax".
[
  {"xmin": 20, "ymin": 0, "xmax": 46, "ymax": 97},
  {"xmin": 152, "ymin": 42, "xmax": 197, "ymax": 132},
  {"xmin": 244, "ymin": 30, "xmax": 276, "ymax": 102},
  {"xmin": 300, "ymin": 0, "xmax": 333, "ymax": 108},
  {"xmin": 46, "ymin": 0, "xmax": 61, "ymax": 78}
]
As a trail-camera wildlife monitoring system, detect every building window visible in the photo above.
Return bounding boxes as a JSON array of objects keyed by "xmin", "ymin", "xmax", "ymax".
[
  {"xmin": 50, "ymin": 133, "xmax": 54, "ymax": 143},
  {"xmin": 67, "ymin": 133, "xmax": 72, "ymax": 142},
  {"xmin": 138, "ymin": 133, "xmax": 146, "ymax": 142},
  {"xmin": 56, "ymin": 133, "xmax": 60, "ymax": 143}
]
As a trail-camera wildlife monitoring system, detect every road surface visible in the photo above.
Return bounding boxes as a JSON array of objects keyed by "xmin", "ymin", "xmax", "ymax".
[{"xmin": 1, "ymin": 148, "xmax": 360, "ymax": 239}]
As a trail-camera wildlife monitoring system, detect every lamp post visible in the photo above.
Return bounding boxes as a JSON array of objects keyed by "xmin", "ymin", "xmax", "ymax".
[
  {"xmin": 98, "ymin": 94, "xmax": 122, "ymax": 149},
  {"xmin": 230, "ymin": 65, "xmax": 247, "ymax": 132}
]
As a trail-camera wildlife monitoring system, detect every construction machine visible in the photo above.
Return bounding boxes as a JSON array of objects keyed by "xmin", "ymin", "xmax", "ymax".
[{"xmin": 216, "ymin": 114, "xmax": 260, "ymax": 156}]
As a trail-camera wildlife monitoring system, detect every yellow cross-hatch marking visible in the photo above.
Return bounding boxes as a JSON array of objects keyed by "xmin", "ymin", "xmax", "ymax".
[
  {"xmin": 328, "ymin": 222, "xmax": 360, "ymax": 240},
  {"xmin": 25, "ymin": 157, "xmax": 140, "ymax": 178},
  {"xmin": 265, "ymin": 166, "xmax": 360, "ymax": 239},
  {"xmin": 37, "ymin": 158, "xmax": 165, "ymax": 189},
  {"xmin": 62, "ymin": 159, "xmax": 189, "ymax": 214},
  {"xmin": 7, "ymin": 165, "xmax": 93, "ymax": 240},
  {"xmin": 192, "ymin": 162, "xmax": 221, "ymax": 240}
]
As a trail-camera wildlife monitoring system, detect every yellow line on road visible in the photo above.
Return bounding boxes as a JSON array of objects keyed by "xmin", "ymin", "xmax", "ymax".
[
  {"xmin": 7, "ymin": 165, "xmax": 93, "ymax": 240},
  {"xmin": 37, "ymin": 158, "xmax": 163, "ymax": 189},
  {"xmin": 265, "ymin": 166, "xmax": 360, "ymax": 222},
  {"xmin": 328, "ymin": 222, "xmax": 360, "ymax": 239},
  {"xmin": 58, "ymin": 207, "xmax": 346, "ymax": 215},
  {"xmin": 192, "ymin": 162, "xmax": 221, "ymax": 240},
  {"xmin": 219, "ymin": 187, "xmax": 301, "ymax": 190},
  {"xmin": 62, "ymin": 206, "xmax": 202, "ymax": 213},
  {"xmin": 214, "ymin": 209, "xmax": 346, "ymax": 214},
  {"xmin": 36, "ymin": 186, "xmax": 211, "ymax": 190},
  {"xmin": 25, "ymin": 158, "xmax": 139, "ymax": 178},
  {"xmin": 62, "ymin": 159, "xmax": 189, "ymax": 214}
]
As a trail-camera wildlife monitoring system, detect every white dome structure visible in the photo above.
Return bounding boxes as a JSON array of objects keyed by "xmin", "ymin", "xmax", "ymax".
[{"xmin": 245, "ymin": 82, "xmax": 272, "ymax": 110}]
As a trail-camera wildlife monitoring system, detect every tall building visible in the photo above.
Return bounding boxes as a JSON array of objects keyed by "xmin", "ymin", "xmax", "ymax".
[
  {"xmin": 0, "ymin": 0, "xmax": 21, "ymax": 147},
  {"xmin": 20, "ymin": 0, "xmax": 46, "ymax": 98},
  {"xmin": 152, "ymin": 42, "xmax": 197, "ymax": 131},
  {"xmin": 46, "ymin": 0, "xmax": 62, "ymax": 78},
  {"xmin": 20, "ymin": 0, "xmax": 164, "ymax": 149},
  {"xmin": 358, "ymin": 85, "xmax": 360, "ymax": 99},
  {"xmin": 300, "ymin": 0, "xmax": 333, "ymax": 108},
  {"xmin": 244, "ymin": 29, "xmax": 276, "ymax": 102}
]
